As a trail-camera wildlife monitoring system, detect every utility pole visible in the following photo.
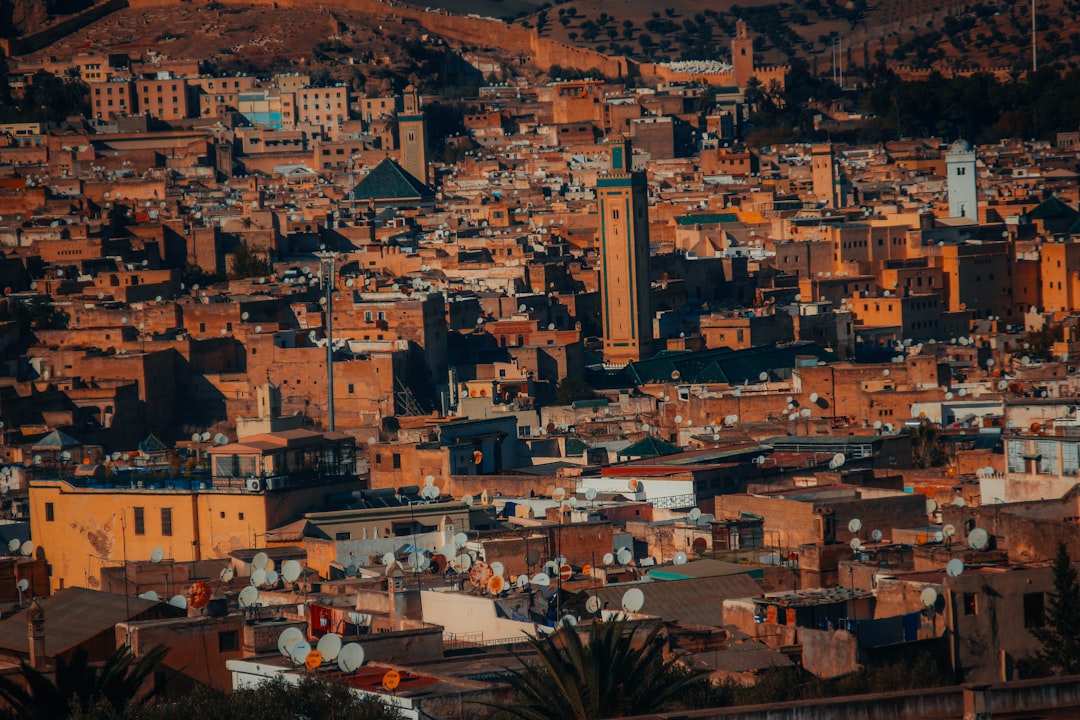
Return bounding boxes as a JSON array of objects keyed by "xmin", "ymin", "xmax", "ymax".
[
  {"xmin": 1032, "ymin": 0, "xmax": 1038, "ymax": 72},
  {"xmin": 318, "ymin": 250, "xmax": 336, "ymax": 432}
]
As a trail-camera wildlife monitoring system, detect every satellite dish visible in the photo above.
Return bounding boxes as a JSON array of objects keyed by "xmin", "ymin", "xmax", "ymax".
[
  {"xmin": 277, "ymin": 627, "xmax": 305, "ymax": 657},
  {"xmin": 946, "ymin": 558, "xmax": 965, "ymax": 577},
  {"xmin": 674, "ymin": 415, "xmax": 683, "ymax": 425},
  {"xmin": 150, "ymin": 547, "xmax": 164, "ymax": 564},
  {"xmin": 585, "ymin": 488, "xmax": 598, "ymax": 501},
  {"xmin": 454, "ymin": 532, "xmax": 469, "ymax": 548},
  {"xmin": 968, "ymin": 528, "xmax": 989, "ymax": 551},
  {"xmin": 317, "ymin": 633, "xmax": 343, "ymax": 662},
  {"xmin": 462, "ymin": 494, "xmax": 474, "ymax": 507},
  {"xmin": 688, "ymin": 508, "xmax": 702, "ymax": 523},
  {"xmin": 7, "ymin": 539, "xmax": 18, "ymax": 553},
  {"xmin": 552, "ymin": 487, "xmax": 566, "ymax": 501},
  {"xmin": 532, "ymin": 572, "xmax": 551, "ymax": 587},
  {"xmin": 871, "ymin": 529, "xmax": 883, "ymax": 542},
  {"xmin": 241, "ymin": 312, "xmax": 250, "ymax": 321},
  {"xmin": 408, "ymin": 551, "xmax": 426, "ymax": 571},
  {"xmin": 220, "ymin": 567, "xmax": 234, "ymax": 583},
  {"xmin": 17, "ymin": 579, "xmax": 28, "ymax": 592},
  {"xmin": 944, "ymin": 524, "xmax": 956, "ymax": 538},
  {"xmin": 832, "ymin": 453, "xmax": 846, "ymax": 468},
  {"xmin": 621, "ymin": 588, "xmax": 645, "ymax": 612},
  {"xmin": 250, "ymin": 568, "xmax": 267, "ymax": 587},
  {"xmin": 953, "ymin": 497, "xmax": 966, "ymax": 507},
  {"xmin": 288, "ymin": 640, "xmax": 312, "ymax": 666},
  {"xmin": 138, "ymin": 591, "xmax": 159, "ymax": 602},
  {"xmin": 810, "ymin": 392, "xmax": 819, "ymax": 402},
  {"xmin": 169, "ymin": 595, "xmax": 188, "ymax": 609},
  {"xmin": 487, "ymin": 574, "xmax": 505, "ymax": 595},
  {"xmin": 454, "ymin": 552, "xmax": 473, "ymax": 572},
  {"xmin": 848, "ymin": 518, "xmax": 862, "ymax": 533},
  {"xmin": 490, "ymin": 561, "xmax": 505, "ymax": 577},
  {"xmin": 926, "ymin": 499, "xmax": 938, "ymax": 514},
  {"xmin": 20, "ymin": 541, "xmax": 33, "ymax": 557},
  {"xmin": 561, "ymin": 614, "xmax": 578, "ymax": 627},
  {"xmin": 850, "ymin": 538, "xmax": 862, "ymax": 551},
  {"xmin": 282, "ymin": 559, "xmax": 302, "ymax": 584},
  {"xmin": 266, "ymin": 570, "xmax": 279, "ymax": 586},
  {"xmin": 338, "ymin": 643, "xmax": 365, "ymax": 672},
  {"xmin": 585, "ymin": 595, "xmax": 601, "ymax": 614},
  {"xmin": 759, "ymin": 372, "xmax": 768, "ymax": 382},
  {"xmin": 515, "ymin": 575, "xmax": 529, "ymax": 589},
  {"xmin": 920, "ymin": 587, "xmax": 938, "ymax": 607},
  {"xmin": 933, "ymin": 531, "xmax": 944, "ymax": 543},
  {"xmin": 602, "ymin": 552, "xmax": 615, "ymax": 566},
  {"xmin": 673, "ymin": 551, "xmax": 688, "ymax": 566},
  {"xmin": 381, "ymin": 552, "xmax": 396, "ymax": 567},
  {"xmin": 252, "ymin": 552, "xmax": 269, "ymax": 570},
  {"xmin": 617, "ymin": 548, "xmax": 633, "ymax": 565}
]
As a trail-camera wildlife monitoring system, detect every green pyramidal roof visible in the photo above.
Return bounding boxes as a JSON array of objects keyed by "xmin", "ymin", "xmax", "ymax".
[{"xmin": 346, "ymin": 157, "xmax": 433, "ymax": 203}]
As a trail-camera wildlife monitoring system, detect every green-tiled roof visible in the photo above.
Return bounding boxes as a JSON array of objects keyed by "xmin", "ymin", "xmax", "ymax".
[
  {"xmin": 626, "ymin": 343, "xmax": 838, "ymax": 386},
  {"xmin": 1030, "ymin": 196, "xmax": 1078, "ymax": 220},
  {"xmin": 346, "ymin": 157, "xmax": 433, "ymax": 203},
  {"xmin": 674, "ymin": 213, "xmax": 739, "ymax": 226},
  {"xmin": 618, "ymin": 436, "xmax": 682, "ymax": 458}
]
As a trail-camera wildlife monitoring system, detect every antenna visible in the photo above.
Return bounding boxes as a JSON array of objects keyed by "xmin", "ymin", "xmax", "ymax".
[
  {"xmin": 252, "ymin": 552, "xmax": 269, "ymax": 570},
  {"xmin": 920, "ymin": 587, "xmax": 938, "ymax": 608},
  {"xmin": 673, "ymin": 551, "xmax": 688, "ymax": 566},
  {"xmin": 552, "ymin": 487, "xmax": 566, "ymax": 501},
  {"xmin": 871, "ymin": 529, "xmax": 883, "ymax": 542},
  {"xmin": 238, "ymin": 585, "xmax": 259, "ymax": 608},
  {"xmin": 585, "ymin": 595, "xmax": 601, "ymax": 614},
  {"xmin": 621, "ymin": 588, "xmax": 645, "ymax": 612},
  {"xmin": 926, "ymin": 499, "xmax": 938, "ymax": 515},
  {"xmin": 602, "ymin": 552, "xmax": 614, "ymax": 565},
  {"xmin": 287, "ymin": 640, "xmax": 312, "ymax": 666},
  {"xmin": 150, "ymin": 547, "xmax": 164, "ymax": 564},
  {"xmin": 250, "ymin": 568, "xmax": 267, "ymax": 587},
  {"xmin": 848, "ymin": 518, "xmax": 862, "ymax": 534},
  {"xmin": 20, "ymin": 541, "xmax": 33, "ymax": 557},
  {"xmin": 688, "ymin": 508, "xmax": 702, "ymax": 524},
  {"xmin": 617, "ymin": 547, "xmax": 633, "ymax": 565},
  {"xmin": 7, "ymin": 539, "xmax": 18, "ymax": 553},
  {"xmin": 220, "ymin": 567, "xmax": 234, "ymax": 583},
  {"xmin": 317, "ymin": 633, "xmax": 343, "ymax": 662},
  {"xmin": 278, "ymin": 627, "xmax": 304, "ymax": 657},
  {"xmin": 946, "ymin": 558, "xmax": 965, "ymax": 577},
  {"xmin": 531, "ymin": 572, "xmax": 551, "ymax": 587},
  {"xmin": 138, "ymin": 590, "xmax": 159, "ymax": 601},
  {"xmin": 169, "ymin": 595, "xmax": 188, "ymax": 609}
]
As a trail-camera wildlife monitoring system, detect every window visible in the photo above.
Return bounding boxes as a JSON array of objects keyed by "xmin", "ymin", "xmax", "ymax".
[
  {"xmin": 45, "ymin": 503, "xmax": 54, "ymax": 522},
  {"xmin": 392, "ymin": 453, "xmax": 401, "ymax": 469},
  {"xmin": 161, "ymin": 508, "xmax": 172, "ymax": 536},
  {"xmin": 238, "ymin": 512, "xmax": 244, "ymax": 520},
  {"xmin": 963, "ymin": 592, "xmax": 977, "ymax": 616},
  {"xmin": 218, "ymin": 630, "xmax": 239, "ymax": 653},
  {"xmin": 336, "ymin": 531, "xmax": 351, "ymax": 540},
  {"xmin": 1024, "ymin": 592, "xmax": 1045, "ymax": 628}
]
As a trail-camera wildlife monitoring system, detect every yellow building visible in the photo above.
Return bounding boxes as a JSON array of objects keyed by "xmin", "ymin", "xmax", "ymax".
[{"xmin": 30, "ymin": 430, "xmax": 358, "ymax": 592}]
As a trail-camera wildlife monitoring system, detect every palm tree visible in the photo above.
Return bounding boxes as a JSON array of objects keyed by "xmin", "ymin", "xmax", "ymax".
[
  {"xmin": 489, "ymin": 619, "xmax": 707, "ymax": 720},
  {"xmin": 0, "ymin": 644, "xmax": 169, "ymax": 720}
]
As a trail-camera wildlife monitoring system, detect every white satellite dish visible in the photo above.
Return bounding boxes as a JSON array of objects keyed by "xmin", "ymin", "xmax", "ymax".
[
  {"xmin": 848, "ymin": 518, "xmax": 862, "ymax": 533},
  {"xmin": 17, "ymin": 579, "xmax": 28, "ymax": 592},
  {"xmin": 926, "ymin": 499, "xmax": 938, "ymax": 514},
  {"xmin": 317, "ymin": 633, "xmax": 343, "ymax": 662},
  {"xmin": 946, "ymin": 558, "xmax": 965, "ymax": 577},
  {"xmin": 759, "ymin": 372, "xmax": 768, "ymax": 382},
  {"xmin": 552, "ymin": 487, "xmax": 566, "ymax": 501},
  {"xmin": 214, "ymin": 433, "xmax": 229, "ymax": 445},
  {"xmin": 462, "ymin": 494, "xmax": 474, "ymax": 506},
  {"xmin": 338, "ymin": 643, "xmax": 365, "ymax": 672},
  {"xmin": 617, "ymin": 548, "xmax": 633, "ymax": 565},
  {"xmin": 408, "ymin": 551, "xmax": 425, "ymax": 571},
  {"xmin": 220, "ymin": 567, "xmax": 234, "ymax": 583},
  {"xmin": 953, "ymin": 496, "xmax": 966, "ymax": 507},
  {"xmin": 252, "ymin": 552, "xmax": 269, "ymax": 570},
  {"xmin": 688, "ymin": 508, "xmax": 702, "ymax": 523},
  {"xmin": 532, "ymin": 572, "xmax": 551, "ymax": 587},
  {"xmin": 238, "ymin": 585, "xmax": 259, "ymax": 608},
  {"xmin": 490, "ymin": 561, "xmax": 505, "ymax": 577},
  {"xmin": 673, "ymin": 551, "xmax": 688, "ymax": 566},
  {"xmin": 382, "ymin": 552, "xmax": 396, "ymax": 567},
  {"xmin": 585, "ymin": 488, "xmax": 598, "ymax": 501},
  {"xmin": 871, "ymin": 529, "xmax": 883, "ymax": 542},
  {"xmin": 282, "ymin": 560, "xmax": 302, "ymax": 584},
  {"xmin": 809, "ymin": 392, "xmax": 819, "ymax": 402},
  {"xmin": 266, "ymin": 570, "xmax": 279, "ymax": 586},
  {"xmin": 150, "ymin": 547, "xmax": 164, "ymax": 564},
  {"xmin": 6, "ymin": 539, "xmax": 18, "ymax": 553},
  {"xmin": 920, "ymin": 587, "xmax": 938, "ymax": 607},
  {"xmin": 602, "ymin": 552, "xmax": 615, "ymax": 565},
  {"xmin": 968, "ymin": 528, "xmax": 989, "ymax": 551},
  {"xmin": 585, "ymin": 595, "xmax": 601, "ymax": 614},
  {"xmin": 138, "ymin": 591, "xmax": 159, "ymax": 602},
  {"xmin": 832, "ymin": 453, "xmax": 846, "ymax": 468},
  {"xmin": 621, "ymin": 588, "xmax": 645, "ymax": 612},
  {"xmin": 250, "ymin": 568, "xmax": 267, "ymax": 587},
  {"xmin": 515, "ymin": 575, "xmax": 529, "ymax": 589},
  {"xmin": 674, "ymin": 415, "xmax": 683, "ymax": 425},
  {"xmin": 454, "ymin": 532, "xmax": 469, "ymax": 548},
  {"xmin": 850, "ymin": 538, "xmax": 862, "ymax": 551},
  {"xmin": 454, "ymin": 553, "xmax": 473, "ymax": 572},
  {"xmin": 169, "ymin": 595, "xmax": 188, "ymax": 609},
  {"xmin": 20, "ymin": 541, "xmax": 33, "ymax": 557},
  {"xmin": 943, "ymin": 524, "xmax": 956, "ymax": 538},
  {"xmin": 288, "ymin": 640, "xmax": 311, "ymax": 666},
  {"xmin": 278, "ymin": 627, "xmax": 304, "ymax": 656}
]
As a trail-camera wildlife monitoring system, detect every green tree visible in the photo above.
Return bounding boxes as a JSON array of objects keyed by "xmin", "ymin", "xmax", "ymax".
[
  {"xmin": 228, "ymin": 243, "xmax": 271, "ymax": 280},
  {"xmin": 1031, "ymin": 543, "xmax": 1080, "ymax": 675},
  {"xmin": 907, "ymin": 421, "xmax": 949, "ymax": 468},
  {"xmin": 555, "ymin": 377, "xmax": 597, "ymax": 405},
  {"xmin": 488, "ymin": 619, "xmax": 707, "ymax": 720},
  {"xmin": 0, "ymin": 644, "xmax": 169, "ymax": 720}
]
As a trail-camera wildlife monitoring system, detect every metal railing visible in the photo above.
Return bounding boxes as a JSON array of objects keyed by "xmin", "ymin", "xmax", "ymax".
[{"xmin": 444, "ymin": 631, "xmax": 532, "ymax": 652}]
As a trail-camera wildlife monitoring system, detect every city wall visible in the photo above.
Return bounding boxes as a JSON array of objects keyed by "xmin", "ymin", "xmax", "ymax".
[{"xmin": 2, "ymin": 0, "xmax": 128, "ymax": 57}]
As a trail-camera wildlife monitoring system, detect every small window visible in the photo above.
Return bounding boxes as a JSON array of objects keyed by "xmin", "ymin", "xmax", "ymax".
[
  {"xmin": 335, "ymin": 531, "xmax": 351, "ymax": 541},
  {"xmin": 963, "ymin": 592, "xmax": 977, "ymax": 616},
  {"xmin": 133, "ymin": 507, "xmax": 145, "ymax": 536},
  {"xmin": 218, "ymin": 630, "xmax": 239, "ymax": 653},
  {"xmin": 238, "ymin": 512, "xmax": 244, "ymax": 520},
  {"xmin": 161, "ymin": 508, "xmax": 173, "ymax": 536},
  {"xmin": 45, "ymin": 503, "xmax": 54, "ymax": 522},
  {"xmin": 1024, "ymin": 592, "xmax": 1045, "ymax": 628},
  {"xmin": 392, "ymin": 453, "xmax": 401, "ymax": 469}
]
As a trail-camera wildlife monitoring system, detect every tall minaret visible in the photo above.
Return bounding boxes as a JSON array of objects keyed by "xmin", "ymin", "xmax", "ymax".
[
  {"xmin": 946, "ymin": 140, "xmax": 977, "ymax": 221},
  {"xmin": 597, "ymin": 136, "xmax": 652, "ymax": 366},
  {"xmin": 731, "ymin": 19, "xmax": 755, "ymax": 89},
  {"xmin": 811, "ymin": 143, "xmax": 839, "ymax": 208},
  {"xmin": 28, "ymin": 598, "xmax": 45, "ymax": 670},
  {"xmin": 398, "ymin": 85, "xmax": 429, "ymax": 186}
]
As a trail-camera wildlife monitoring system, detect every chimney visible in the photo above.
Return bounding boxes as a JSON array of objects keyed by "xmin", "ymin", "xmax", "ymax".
[{"xmin": 27, "ymin": 599, "xmax": 45, "ymax": 670}]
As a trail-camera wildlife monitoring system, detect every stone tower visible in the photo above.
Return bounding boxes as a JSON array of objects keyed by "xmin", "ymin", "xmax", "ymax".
[
  {"xmin": 811, "ymin": 143, "xmax": 839, "ymax": 208},
  {"xmin": 731, "ymin": 19, "xmax": 755, "ymax": 89},
  {"xmin": 27, "ymin": 598, "xmax": 45, "ymax": 670},
  {"xmin": 946, "ymin": 139, "xmax": 977, "ymax": 220},
  {"xmin": 597, "ymin": 136, "xmax": 652, "ymax": 366},
  {"xmin": 398, "ymin": 85, "xmax": 429, "ymax": 186}
]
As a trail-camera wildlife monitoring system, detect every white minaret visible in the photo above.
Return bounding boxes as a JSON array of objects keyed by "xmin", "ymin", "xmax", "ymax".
[{"xmin": 946, "ymin": 140, "xmax": 977, "ymax": 221}]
